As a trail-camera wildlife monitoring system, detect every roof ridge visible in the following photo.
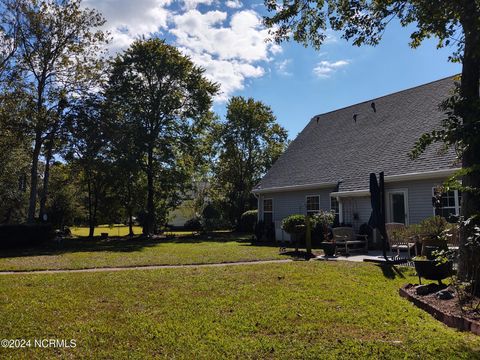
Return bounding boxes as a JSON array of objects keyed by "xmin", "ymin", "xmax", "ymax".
[{"xmin": 311, "ymin": 74, "xmax": 460, "ymax": 120}]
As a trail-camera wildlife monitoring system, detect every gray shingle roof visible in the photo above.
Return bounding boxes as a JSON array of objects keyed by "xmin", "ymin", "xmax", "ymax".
[{"xmin": 255, "ymin": 76, "xmax": 459, "ymax": 193}]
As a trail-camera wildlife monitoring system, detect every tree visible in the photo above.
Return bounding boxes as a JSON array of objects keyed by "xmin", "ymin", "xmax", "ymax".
[
  {"xmin": 0, "ymin": 85, "xmax": 31, "ymax": 223},
  {"xmin": 44, "ymin": 162, "xmax": 84, "ymax": 228},
  {"xmin": 65, "ymin": 95, "xmax": 109, "ymax": 237},
  {"xmin": 214, "ymin": 96, "xmax": 288, "ymax": 227},
  {"xmin": 105, "ymin": 38, "xmax": 219, "ymax": 235},
  {"xmin": 263, "ymin": 0, "xmax": 480, "ymax": 285},
  {"xmin": 6, "ymin": 0, "xmax": 107, "ymax": 223},
  {"xmin": 0, "ymin": 0, "xmax": 20, "ymax": 79}
]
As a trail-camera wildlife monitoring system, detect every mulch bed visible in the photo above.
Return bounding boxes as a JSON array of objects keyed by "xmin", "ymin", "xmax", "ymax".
[{"xmin": 400, "ymin": 284, "xmax": 480, "ymax": 335}]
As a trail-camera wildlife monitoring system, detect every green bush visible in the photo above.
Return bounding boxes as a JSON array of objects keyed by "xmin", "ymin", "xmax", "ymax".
[
  {"xmin": 240, "ymin": 210, "xmax": 258, "ymax": 233},
  {"xmin": 281, "ymin": 214, "xmax": 306, "ymax": 235},
  {"xmin": 0, "ymin": 224, "xmax": 54, "ymax": 249},
  {"xmin": 184, "ymin": 218, "xmax": 202, "ymax": 231}
]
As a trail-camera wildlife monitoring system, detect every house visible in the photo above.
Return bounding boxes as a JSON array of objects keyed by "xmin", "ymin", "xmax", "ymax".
[{"xmin": 253, "ymin": 76, "xmax": 460, "ymax": 242}]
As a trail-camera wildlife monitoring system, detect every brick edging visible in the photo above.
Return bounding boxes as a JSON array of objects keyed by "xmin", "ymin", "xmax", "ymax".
[{"xmin": 399, "ymin": 284, "xmax": 480, "ymax": 335}]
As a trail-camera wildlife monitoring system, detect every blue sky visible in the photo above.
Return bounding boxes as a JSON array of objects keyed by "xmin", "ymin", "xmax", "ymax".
[{"xmin": 83, "ymin": 0, "xmax": 461, "ymax": 139}]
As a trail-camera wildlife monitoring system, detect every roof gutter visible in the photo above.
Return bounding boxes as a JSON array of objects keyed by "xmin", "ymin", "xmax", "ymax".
[
  {"xmin": 330, "ymin": 190, "xmax": 370, "ymax": 198},
  {"xmin": 252, "ymin": 182, "xmax": 337, "ymax": 194},
  {"xmin": 384, "ymin": 168, "xmax": 460, "ymax": 183}
]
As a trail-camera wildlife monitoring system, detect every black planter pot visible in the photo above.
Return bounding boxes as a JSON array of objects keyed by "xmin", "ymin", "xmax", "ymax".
[
  {"xmin": 320, "ymin": 242, "xmax": 336, "ymax": 256},
  {"xmin": 413, "ymin": 259, "xmax": 452, "ymax": 284}
]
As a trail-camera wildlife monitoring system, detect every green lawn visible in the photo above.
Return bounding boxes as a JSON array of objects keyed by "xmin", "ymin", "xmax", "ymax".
[
  {"xmin": 70, "ymin": 225, "xmax": 199, "ymax": 238},
  {"xmin": 0, "ymin": 261, "xmax": 479, "ymax": 359},
  {"xmin": 0, "ymin": 233, "xmax": 286, "ymax": 271},
  {"xmin": 70, "ymin": 225, "xmax": 144, "ymax": 237}
]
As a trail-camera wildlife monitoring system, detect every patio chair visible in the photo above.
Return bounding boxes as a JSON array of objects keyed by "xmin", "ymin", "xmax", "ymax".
[
  {"xmin": 385, "ymin": 223, "xmax": 417, "ymax": 258},
  {"xmin": 332, "ymin": 227, "xmax": 368, "ymax": 255}
]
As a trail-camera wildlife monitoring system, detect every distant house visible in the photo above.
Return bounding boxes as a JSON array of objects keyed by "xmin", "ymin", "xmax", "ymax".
[{"xmin": 253, "ymin": 76, "xmax": 460, "ymax": 241}]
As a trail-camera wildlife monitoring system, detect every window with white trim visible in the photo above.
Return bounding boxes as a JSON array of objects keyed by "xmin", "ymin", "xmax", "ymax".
[
  {"xmin": 330, "ymin": 196, "xmax": 340, "ymax": 224},
  {"xmin": 306, "ymin": 195, "xmax": 320, "ymax": 216},
  {"xmin": 263, "ymin": 199, "xmax": 273, "ymax": 224},
  {"xmin": 433, "ymin": 188, "xmax": 461, "ymax": 221}
]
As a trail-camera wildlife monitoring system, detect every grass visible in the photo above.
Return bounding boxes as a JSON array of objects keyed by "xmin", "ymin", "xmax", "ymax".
[
  {"xmin": 0, "ymin": 261, "xmax": 479, "ymax": 359},
  {"xmin": 0, "ymin": 233, "xmax": 286, "ymax": 271},
  {"xmin": 70, "ymin": 225, "xmax": 144, "ymax": 237},
  {"xmin": 70, "ymin": 225, "xmax": 203, "ymax": 238}
]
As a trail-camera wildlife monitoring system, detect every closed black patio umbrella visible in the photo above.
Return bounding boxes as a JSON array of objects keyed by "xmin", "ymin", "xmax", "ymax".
[{"xmin": 368, "ymin": 172, "xmax": 389, "ymax": 260}]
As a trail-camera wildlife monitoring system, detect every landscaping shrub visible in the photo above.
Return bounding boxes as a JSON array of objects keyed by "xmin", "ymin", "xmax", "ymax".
[
  {"xmin": 254, "ymin": 220, "xmax": 275, "ymax": 242},
  {"xmin": 184, "ymin": 218, "xmax": 202, "ymax": 231},
  {"xmin": 240, "ymin": 210, "xmax": 258, "ymax": 233},
  {"xmin": 0, "ymin": 224, "xmax": 54, "ymax": 249},
  {"xmin": 281, "ymin": 214, "xmax": 306, "ymax": 235}
]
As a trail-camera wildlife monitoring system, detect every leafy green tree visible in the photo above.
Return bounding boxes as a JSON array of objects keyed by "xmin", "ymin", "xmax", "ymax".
[
  {"xmin": 44, "ymin": 162, "xmax": 84, "ymax": 228},
  {"xmin": 105, "ymin": 38, "xmax": 219, "ymax": 235},
  {"xmin": 0, "ymin": 0, "xmax": 20, "ymax": 80},
  {"xmin": 5, "ymin": 0, "xmax": 107, "ymax": 223},
  {"xmin": 214, "ymin": 96, "xmax": 288, "ymax": 227},
  {"xmin": 263, "ymin": 0, "xmax": 480, "ymax": 284},
  {"xmin": 65, "ymin": 95, "xmax": 109, "ymax": 237},
  {"xmin": 105, "ymin": 111, "xmax": 146, "ymax": 237},
  {"xmin": 0, "ymin": 85, "xmax": 31, "ymax": 223}
]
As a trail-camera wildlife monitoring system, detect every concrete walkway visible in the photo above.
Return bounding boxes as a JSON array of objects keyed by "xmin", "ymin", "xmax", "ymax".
[
  {"xmin": 0, "ymin": 251, "xmax": 398, "ymax": 276},
  {"xmin": 0, "ymin": 259, "xmax": 294, "ymax": 276},
  {"xmin": 315, "ymin": 250, "xmax": 387, "ymax": 263}
]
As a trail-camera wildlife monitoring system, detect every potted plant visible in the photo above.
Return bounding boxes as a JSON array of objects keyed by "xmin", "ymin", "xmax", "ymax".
[
  {"xmin": 413, "ymin": 216, "xmax": 452, "ymax": 284},
  {"xmin": 281, "ymin": 215, "xmax": 306, "ymax": 252},
  {"xmin": 412, "ymin": 256, "xmax": 453, "ymax": 285},
  {"xmin": 312, "ymin": 210, "xmax": 336, "ymax": 256},
  {"xmin": 418, "ymin": 216, "xmax": 449, "ymax": 256}
]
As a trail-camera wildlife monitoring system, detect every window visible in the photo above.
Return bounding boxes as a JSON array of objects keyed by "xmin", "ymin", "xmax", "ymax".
[
  {"xmin": 330, "ymin": 196, "xmax": 340, "ymax": 224},
  {"xmin": 306, "ymin": 195, "xmax": 320, "ymax": 216},
  {"xmin": 263, "ymin": 199, "xmax": 273, "ymax": 224},
  {"xmin": 433, "ymin": 188, "xmax": 461, "ymax": 221}
]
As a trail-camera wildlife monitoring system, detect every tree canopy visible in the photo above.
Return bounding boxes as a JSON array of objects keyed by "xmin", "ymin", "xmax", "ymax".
[
  {"xmin": 214, "ymin": 96, "xmax": 288, "ymax": 226},
  {"xmin": 105, "ymin": 38, "xmax": 219, "ymax": 235}
]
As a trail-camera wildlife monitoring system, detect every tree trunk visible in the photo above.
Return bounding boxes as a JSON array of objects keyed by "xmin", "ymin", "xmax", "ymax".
[
  {"xmin": 39, "ymin": 137, "xmax": 54, "ymax": 222},
  {"xmin": 87, "ymin": 175, "xmax": 95, "ymax": 238},
  {"xmin": 27, "ymin": 134, "xmax": 42, "ymax": 223},
  {"xmin": 145, "ymin": 146, "xmax": 155, "ymax": 236},
  {"xmin": 127, "ymin": 181, "xmax": 134, "ymax": 237},
  {"xmin": 457, "ymin": 5, "xmax": 480, "ymax": 283}
]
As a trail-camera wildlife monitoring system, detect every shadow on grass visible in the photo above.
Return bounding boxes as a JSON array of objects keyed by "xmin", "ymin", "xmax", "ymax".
[
  {"xmin": 377, "ymin": 264, "xmax": 407, "ymax": 279},
  {"xmin": 0, "ymin": 232, "xmax": 261, "ymax": 259}
]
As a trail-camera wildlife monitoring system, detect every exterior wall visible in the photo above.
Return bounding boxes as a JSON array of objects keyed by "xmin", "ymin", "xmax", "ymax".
[
  {"xmin": 258, "ymin": 187, "xmax": 335, "ymax": 242},
  {"xmin": 258, "ymin": 177, "xmax": 449, "ymax": 241},
  {"xmin": 341, "ymin": 196, "xmax": 371, "ymax": 229},
  {"xmin": 384, "ymin": 178, "xmax": 446, "ymax": 225}
]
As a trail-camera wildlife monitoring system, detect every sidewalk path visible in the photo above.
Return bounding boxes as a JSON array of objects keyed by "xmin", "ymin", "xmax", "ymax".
[{"xmin": 0, "ymin": 259, "xmax": 294, "ymax": 275}]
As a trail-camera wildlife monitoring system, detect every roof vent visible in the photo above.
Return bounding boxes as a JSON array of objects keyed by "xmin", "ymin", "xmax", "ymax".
[
  {"xmin": 371, "ymin": 102, "xmax": 376, "ymax": 112},
  {"xmin": 353, "ymin": 114, "xmax": 358, "ymax": 123}
]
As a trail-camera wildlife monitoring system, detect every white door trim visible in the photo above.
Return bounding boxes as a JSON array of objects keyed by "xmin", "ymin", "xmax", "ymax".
[{"xmin": 385, "ymin": 188, "xmax": 409, "ymax": 225}]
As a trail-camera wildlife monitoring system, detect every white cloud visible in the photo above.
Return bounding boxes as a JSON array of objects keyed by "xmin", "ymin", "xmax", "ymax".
[
  {"xmin": 276, "ymin": 59, "xmax": 292, "ymax": 76},
  {"xmin": 225, "ymin": 0, "xmax": 242, "ymax": 9},
  {"xmin": 172, "ymin": 10, "xmax": 278, "ymax": 62},
  {"xmin": 172, "ymin": 9, "xmax": 281, "ymax": 100},
  {"xmin": 83, "ymin": 0, "xmax": 173, "ymax": 54},
  {"xmin": 82, "ymin": 1, "xmax": 283, "ymax": 101},
  {"xmin": 182, "ymin": 0, "xmax": 214, "ymax": 10},
  {"xmin": 313, "ymin": 60, "xmax": 349, "ymax": 78}
]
